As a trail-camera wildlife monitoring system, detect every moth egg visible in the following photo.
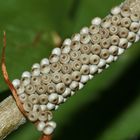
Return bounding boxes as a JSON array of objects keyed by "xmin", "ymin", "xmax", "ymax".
[
  {"xmin": 80, "ymin": 65, "xmax": 90, "ymax": 75},
  {"xmin": 127, "ymin": 42, "xmax": 132, "ymax": 48},
  {"xmin": 111, "ymin": 6, "xmax": 121, "ymax": 15},
  {"xmin": 48, "ymin": 93, "xmax": 59, "ymax": 104},
  {"xmin": 71, "ymin": 41, "xmax": 81, "ymax": 51},
  {"xmin": 37, "ymin": 121, "xmax": 46, "ymax": 132},
  {"xmin": 109, "ymin": 46, "xmax": 118, "ymax": 56},
  {"xmin": 22, "ymin": 71, "xmax": 31, "ymax": 78},
  {"xmin": 23, "ymin": 101, "xmax": 33, "ymax": 112},
  {"xmin": 19, "ymin": 93, "xmax": 28, "ymax": 103},
  {"xmin": 98, "ymin": 59, "xmax": 106, "ymax": 68},
  {"xmin": 31, "ymin": 68, "xmax": 40, "ymax": 77},
  {"xmin": 135, "ymin": 35, "xmax": 140, "ymax": 42},
  {"xmin": 59, "ymin": 53, "xmax": 70, "ymax": 64},
  {"xmin": 21, "ymin": 77, "xmax": 30, "ymax": 87},
  {"xmin": 33, "ymin": 104, "xmax": 40, "ymax": 113},
  {"xmin": 121, "ymin": 6, "xmax": 130, "ymax": 17},
  {"xmin": 47, "ymin": 121, "xmax": 57, "ymax": 129},
  {"xmin": 90, "ymin": 55, "xmax": 100, "ymax": 65},
  {"xmin": 100, "ymin": 38, "xmax": 111, "ymax": 49},
  {"xmin": 121, "ymin": 17, "xmax": 131, "ymax": 28},
  {"xmin": 89, "ymin": 24, "xmax": 100, "ymax": 34},
  {"xmin": 57, "ymin": 95, "xmax": 64, "ymax": 104},
  {"xmin": 91, "ymin": 17, "xmax": 102, "ymax": 25},
  {"xmin": 72, "ymin": 33, "xmax": 80, "ymax": 41},
  {"xmin": 71, "ymin": 71, "xmax": 81, "ymax": 82},
  {"xmin": 40, "ymin": 65, "xmax": 51, "ymax": 74},
  {"xmin": 70, "ymin": 81, "xmax": 79, "ymax": 90},
  {"xmin": 36, "ymin": 84, "xmax": 47, "ymax": 94},
  {"xmin": 28, "ymin": 111, "xmax": 38, "ymax": 122},
  {"xmin": 38, "ymin": 111, "xmax": 48, "ymax": 121},
  {"xmin": 118, "ymin": 47, "xmax": 125, "ymax": 55},
  {"xmin": 40, "ymin": 105, "xmax": 47, "ymax": 111},
  {"xmin": 114, "ymin": 56, "xmax": 118, "ymax": 61},
  {"xmin": 101, "ymin": 20, "xmax": 111, "ymax": 28},
  {"xmin": 28, "ymin": 94, "xmax": 39, "ymax": 104},
  {"xmin": 61, "ymin": 74, "xmax": 72, "ymax": 85},
  {"xmin": 80, "ymin": 54, "xmax": 90, "ymax": 64},
  {"xmin": 119, "ymin": 38, "xmax": 128, "ymax": 49},
  {"xmin": 43, "ymin": 125, "xmax": 54, "ymax": 135},
  {"xmin": 127, "ymin": 32, "xmax": 136, "ymax": 42},
  {"xmin": 39, "ymin": 94, "xmax": 48, "ymax": 105},
  {"xmin": 89, "ymin": 65, "xmax": 98, "ymax": 75},
  {"xmin": 47, "ymin": 103, "xmax": 55, "ymax": 110},
  {"xmin": 56, "ymin": 83, "xmax": 66, "ymax": 94},
  {"xmin": 80, "ymin": 75, "xmax": 89, "ymax": 84},
  {"xmin": 16, "ymin": 85, "xmax": 25, "ymax": 95},
  {"xmin": 130, "ymin": 22, "xmax": 140, "ymax": 33},
  {"xmin": 63, "ymin": 38, "xmax": 71, "ymax": 46},
  {"xmin": 40, "ymin": 58, "xmax": 49, "ymax": 66},
  {"xmin": 25, "ymin": 84, "xmax": 36, "ymax": 95},
  {"xmin": 49, "ymin": 54, "xmax": 59, "ymax": 63},
  {"xmin": 50, "ymin": 62, "xmax": 61, "ymax": 72},
  {"xmin": 79, "ymin": 82, "xmax": 84, "ymax": 90},
  {"xmin": 89, "ymin": 74, "xmax": 94, "ymax": 79},
  {"xmin": 100, "ymin": 49, "xmax": 110, "ymax": 60},
  {"xmin": 62, "ymin": 45, "xmax": 71, "ymax": 53},
  {"xmin": 80, "ymin": 34, "xmax": 91, "ymax": 44},
  {"xmin": 55, "ymin": 105, "xmax": 59, "ymax": 110},
  {"xmin": 31, "ymin": 76, "xmax": 41, "ymax": 86},
  {"xmin": 52, "ymin": 47, "xmax": 61, "ymax": 56},
  {"xmin": 98, "ymin": 69, "xmax": 103, "ymax": 73},
  {"xmin": 130, "ymin": 12, "xmax": 140, "ymax": 22},
  {"xmin": 99, "ymin": 28, "xmax": 109, "ymax": 38},
  {"xmin": 62, "ymin": 88, "xmax": 71, "ymax": 98},
  {"xmin": 91, "ymin": 33, "xmax": 101, "ymax": 44},
  {"xmin": 12, "ymin": 79, "xmax": 20, "ymax": 88},
  {"xmin": 32, "ymin": 63, "xmax": 40, "ymax": 69},
  {"xmin": 80, "ymin": 27, "xmax": 89, "ymax": 34},
  {"xmin": 106, "ymin": 55, "xmax": 114, "ymax": 63},
  {"xmin": 111, "ymin": 14, "xmax": 121, "ymax": 25}
]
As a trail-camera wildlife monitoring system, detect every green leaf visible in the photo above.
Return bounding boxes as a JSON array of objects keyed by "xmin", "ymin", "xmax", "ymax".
[{"xmin": 0, "ymin": 0, "xmax": 75, "ymax": 92}]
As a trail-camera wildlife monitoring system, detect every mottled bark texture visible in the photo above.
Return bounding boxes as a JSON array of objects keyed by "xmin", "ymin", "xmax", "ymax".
[
  {"xmin": 0, "ymin": 0, "xmax": 140, "ymax": 139},
  {"xmin": 0, "ymin": 96, "xmax": 26, "ymax": 140}
]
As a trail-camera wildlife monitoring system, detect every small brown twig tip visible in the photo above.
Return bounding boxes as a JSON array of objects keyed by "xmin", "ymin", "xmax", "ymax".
[
  {"xmin": 3, "ymin": 30, "xmax": 6, "ymax": 35},
  {"xmin": 40, "ymin": 134, "xmax": 52, "ymax": 140},
  {"xmin": 3, "ymin": 31, "xmax": 6, "ymax": 49}
]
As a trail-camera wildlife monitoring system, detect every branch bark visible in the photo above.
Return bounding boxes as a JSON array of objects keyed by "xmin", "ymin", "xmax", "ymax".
[
  {"xmin": 0, "ymin": 0, "xmax": 140, "ymax": 139},
  {"xmin": 0, "ymin": 96, "xmax": 26, "ymax": 140}
]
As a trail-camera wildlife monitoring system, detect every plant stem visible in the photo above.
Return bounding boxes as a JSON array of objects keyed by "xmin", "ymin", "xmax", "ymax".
[
  {"xmin": 0, "ymin": 96, "xmax": 26, "ymax": 140},
  {"xmin": 0, "ymin": 0, "xmax": 140, "ymax": 139}
]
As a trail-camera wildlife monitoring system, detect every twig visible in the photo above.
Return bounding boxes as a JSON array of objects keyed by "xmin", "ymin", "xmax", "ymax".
[
  {"xmin": 40, "ymin": 135, "xmax": 52, "ymax": 140},
  {"xmin": 0, "ymin": 0, "xmax": 140, "ymax": 139}
]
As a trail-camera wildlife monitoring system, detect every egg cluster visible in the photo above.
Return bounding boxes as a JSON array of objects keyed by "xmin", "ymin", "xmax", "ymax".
[{"xmin": 12, "ymin": 5, "xmax": 140, "ymax": 136}]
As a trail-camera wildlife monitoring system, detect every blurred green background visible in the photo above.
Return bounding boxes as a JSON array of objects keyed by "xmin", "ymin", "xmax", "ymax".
[{"xmin": 0, "ymin": 0, "xmax": 140, "ymax": 140}]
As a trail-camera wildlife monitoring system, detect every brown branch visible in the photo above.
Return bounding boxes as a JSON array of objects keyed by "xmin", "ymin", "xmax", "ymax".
[
  {"xmin": 0, "ymin": 0, "xmax": 140, "ymax": 139},
  {"xmin": 40, "ymin": 135, "xmax": 52, "ymax": 140},
  {"xmin": 0, "ymin": 96, "xmax": 26, "ymax": 140},
  {"xmin": 2, "ymin": 32, "xmax": 27, "ymax": 117}
]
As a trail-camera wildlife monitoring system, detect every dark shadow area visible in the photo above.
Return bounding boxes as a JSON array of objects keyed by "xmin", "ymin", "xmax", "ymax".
[
  {"xmin": 127, "ymin": 135, "xmax": 140, "ymax": 140},
  {"xmin": 68, "ymin": 0, "xmax": 81, "ymax": 19},
  {"xmin": 55, "ymin": 56, "xmax": 140, "ymax": 140},
  {"xmin": 0, "ymin": 90, "xmax": 11, "ymax": 102}
]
